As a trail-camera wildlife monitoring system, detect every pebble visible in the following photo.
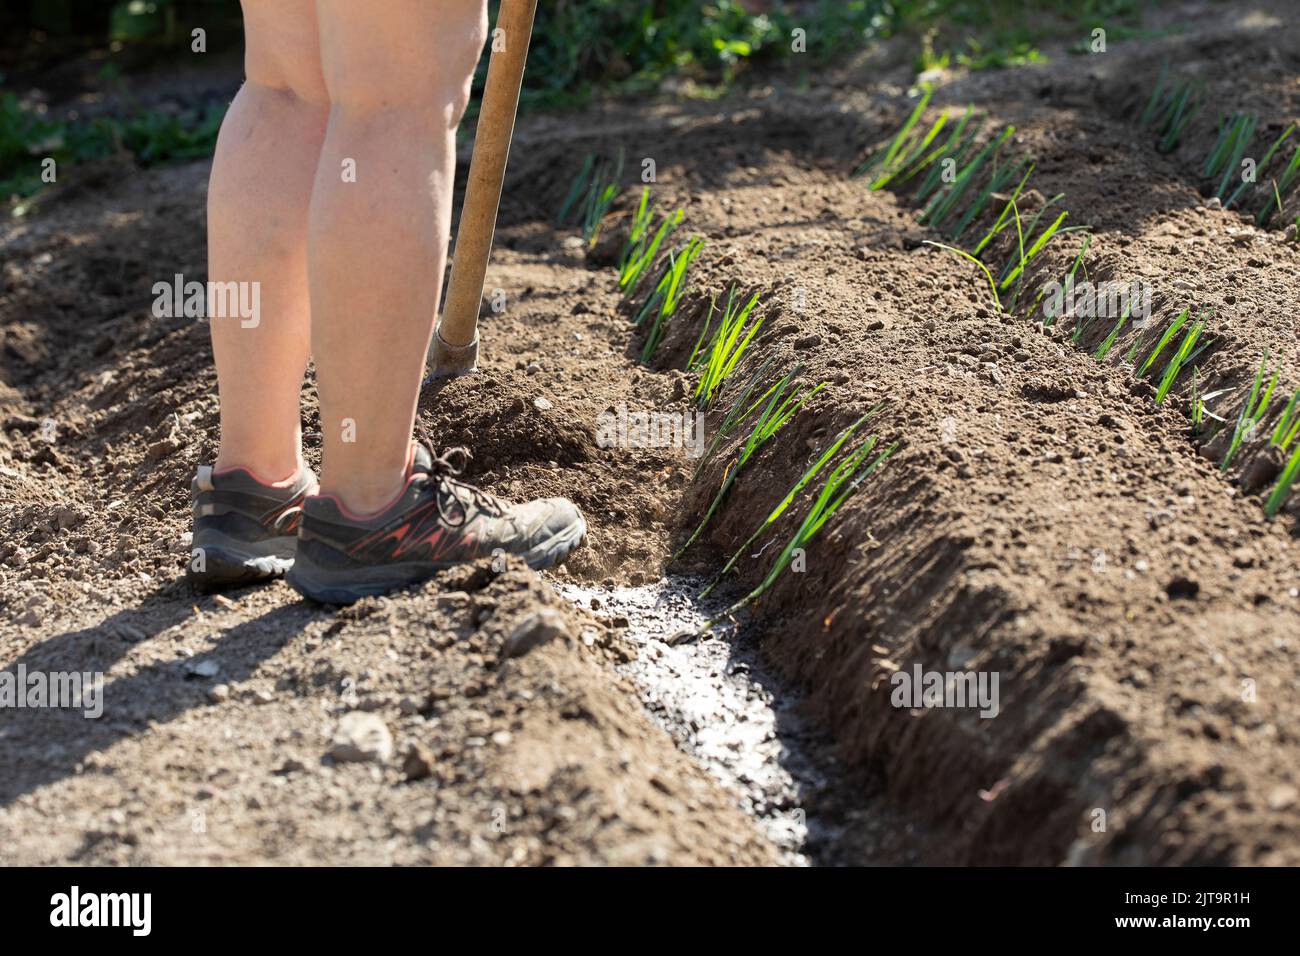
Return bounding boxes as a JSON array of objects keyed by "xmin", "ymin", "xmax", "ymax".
[
  {"xmin": 329, "ymin": 712, "xmax": 393, "ymax": 764},
  {"xmin": 533, "ymin": 397, "xmax": 553, "ymax": 411},
  {"xmin": 793, "ymin": 333, "xmax": 822, "ymax": 350},
  {"xmin": 208, "ymin": 684, "xmax": 230, "ymax": 704},
  {"xmin": 502, "ymin": 608, "xmax": 570, "ymax": 659}
]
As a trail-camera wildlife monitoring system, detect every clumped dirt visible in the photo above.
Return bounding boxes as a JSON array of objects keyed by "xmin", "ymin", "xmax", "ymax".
[{"xmin": 4, "ymin": 0, "xmax": 1300, "ymax": 865}]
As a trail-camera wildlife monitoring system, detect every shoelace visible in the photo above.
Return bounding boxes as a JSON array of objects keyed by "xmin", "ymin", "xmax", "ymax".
[{"xmin": 412, "ymin": 436, "xmax": 505, "ymax": 527}]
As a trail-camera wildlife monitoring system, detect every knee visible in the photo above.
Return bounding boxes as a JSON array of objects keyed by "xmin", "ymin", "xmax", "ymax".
[{"xmin": 323, "ymin": 4, "xmax": 487, "ymax": 128}]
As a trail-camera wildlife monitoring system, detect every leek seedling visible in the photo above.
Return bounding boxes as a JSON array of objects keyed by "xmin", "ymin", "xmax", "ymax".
[
  {"xmin": 559, "ymin": 150, "xmax": 623, "ymax": 247},
  {"xmin": 1149, "ymin": 78, "xmax": 1201, "ymax": 153},
  {"xmin": 1258, "ymin": 148, "xmax": 1300, "ymax": 225},
  {"xmin": 1269, "ymin": 388, "xmax": 1300, "ymax": 451},
  {"xmin": 1265, "ymin": 445, "xmax": 1300, "ymax": 517},
  {"xmin": 1222, "ymin": 352, "xmax": 1279, "ymax": 470},
  {"xmin": 1000, "ymin": 210, "xmax": 1068, "ymax": 291},
  {"xmin": 923, "ymin": 240, "xmax": 1002, "ymax": 313},
  {"xmin": 674, "ymin": 369, "xmax": 825, "ymax": 559},
  {"xmin": 619, "ymin": 206, "xmax": 683, "ymax": 296},
  {"xmin": 1138, "ymin": 61, "xmax": 1170, "ymax": 128},
  {"xmin": 638, "ymin": 236, "xmax": 704, "ymax": 364},
  {"xmin": 1205, "ymin": 114, "xmax": 1257, "ymax": 203},
  {"xmin": 694, "ymin": 285, "xmax": 764, "ymax": 408},
  {"xmin": 1138, "ymin": 309, "xmax": 1191, "ymax": 377},
  {"xmin": 867, "ymin": 111, "xmax": 953, "ymax": 190},
  {"xmin": 858, "ymin": 86, "xmax": 935, "ymax": 187},
  {"xmin": 557, "ymin": 155, "xmax": 595, "ymax": 224},
  {"xmin": 1041, "ymin": 233, "xmax": 1090, "ymax": 327},
  {"xmin": 915, "ymin": 111, "xmax": 982, "ymax": 205},
  {"xmin": 972, "ymin": 163, "xmax": 1035, "ymax": 256},
  {"xmin": 1154, "ymin": 317, "xmax": 1209, "ymax": 404},
  {"xmin": 1226, "ymin": 123, "xmax": 1294, "ymax": 210},
  {"xmin": 711, "ymin": 436, "xmax": 898, "ymax": 621},
  {"xmin": 919, "ymin": 125, "xmax": 1015, "ymax": 232},
  {"xmin": 950, "ymin": 155, "xmax": 1033, "ymax": 241},
  {"xmin": 692, "ymin": 357, "xmax": 781, "ymax": 480},
  {"xmin": 699, "ymin": 405, "xmax": 884, "ymax": 599},
  {"xmin": 1093, "ymin": 302, "xmax": 1133, "ymax": 361}
]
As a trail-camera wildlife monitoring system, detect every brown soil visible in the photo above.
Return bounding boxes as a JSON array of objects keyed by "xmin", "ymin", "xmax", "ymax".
[{"xmin": 4, "ymin": 0, "xmax": 1300, "ymax": 865}]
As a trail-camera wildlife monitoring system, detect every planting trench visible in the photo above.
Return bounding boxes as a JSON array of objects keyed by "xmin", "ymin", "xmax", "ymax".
[{"xmin": 4, "ymin": 1, "xmax": 1300, "ymax": 864}]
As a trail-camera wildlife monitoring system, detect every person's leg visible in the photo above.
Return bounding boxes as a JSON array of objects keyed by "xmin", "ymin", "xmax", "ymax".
[
  {"xmin": 208, "ymin": 0, "xmax": 329, "ymax": 482},
  {"xmin": 310, "ymin": 0, "xmax": 486, "ymax": 516}
]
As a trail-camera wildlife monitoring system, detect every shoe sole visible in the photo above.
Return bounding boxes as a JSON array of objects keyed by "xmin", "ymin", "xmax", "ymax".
[
  {"xmin": 286, "ymin": 516, "xmax": 587, "ymax": 605},
  {"xmin": 187, "ymin": 531, "xmax": 297, "ymax": 591}
]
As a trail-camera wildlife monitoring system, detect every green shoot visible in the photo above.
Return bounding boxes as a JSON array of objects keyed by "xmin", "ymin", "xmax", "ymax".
[
  {"xmin": 919, "ymin": 125, "xmax": 1015, "ymax": 232},
  {"xmin": 619, "ymin": 206, "xmax": 683, "ymax": 296},
  {"xmin": 674, "ymin": 369, "xmax": 825, "ymax": 559},
  {"xmin": 1093, "ymin": 301, "xmax": 1133, "ymax": 361},
  {"xmin": 1222, "ymin": 352, "xmax": 1278, "ymax": 470},
  {"xmin": 711, "ymin": 436, "xmax": 898, "ymax": 621},
  {"xmin": 1265, "ymin": 445, "xmax": 1300, "ymax": 517},
  {"xmin": 1138, "ymin": 309, "xmax": 1190, "ymax": 377},
  {"xmin": 859, "ymin": 86, "xmax": 934, "ymax": 187},
  {"xmin": 923, "ymin": 240, "xmax": 1002, "ymax": 314},
  {"xmin": 694, "ymin": 285, "xmax": 764, "ymax": 408},
  {"xmin": 1259, "ymin": 147, "xmax": 1300, "ymax": 224},
  {"xmin": 1154, "ymin": 316, "xmax": 1208, "ymax": 404},
  {"xmin": 972, "ymin": 162, "xmax": 1035, "ymax": 256},
  {"xmin": 558, "ymin": 151, "xmax": 623, "ymax": 247},
  {"xmin": 1269, "ymin": 388, "xmax": 1300, "ymax": 451},
  {"xmin": 699, "ymin": 405, "xmax": 885, "ymax": 600},
  {"xmin": 637, "ymin": 236, "xmax": 704, "ymax": 364},
  {"xmin": 1042, "ymin": 233, "xmax": 1090, "ymax": 327},
  {"xmin": 1226, "ymin": 123, "xmax": 1294, "ymax": 210},
  {"xmin": 1205, "ymin": 114, "xmax": 1257, "ymax": 203},
  {"xmin": 915, "ymin": 111, "xmax": 982, "ymax": 204},
  {"xmin": 1000, "ymin": 210, "xmax": 1067, "ymax": 291}
]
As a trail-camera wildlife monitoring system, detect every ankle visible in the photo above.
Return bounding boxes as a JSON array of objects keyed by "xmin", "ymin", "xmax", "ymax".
[
  {"xmin": 321, "ymin": 468, "xmax": 409, "ymax": 518},
  {"xmin": 214, "ymin": 448, "xmax": 303, "ymax": 486}
]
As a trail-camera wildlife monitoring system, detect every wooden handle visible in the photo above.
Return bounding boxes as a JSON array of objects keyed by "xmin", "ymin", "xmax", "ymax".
[{"xmin": 435, "ymin": 0, "xmax": 538, "ymax": 351}]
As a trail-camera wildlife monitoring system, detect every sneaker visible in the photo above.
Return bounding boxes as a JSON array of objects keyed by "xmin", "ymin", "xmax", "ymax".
[
  {"xmin": 286, "ymin": 443, "xmax": 587, "ymax": 604},
  {"xmin": 187, "ymin": 462, "xmax": 318, "ymax": 589}
]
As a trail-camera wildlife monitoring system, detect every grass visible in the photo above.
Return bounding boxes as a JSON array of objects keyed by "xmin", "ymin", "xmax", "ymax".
[
  {"xmin": 1222, "ymin": 352, "xmax": 1278, "ymax": 471},
  {"xmin": 699, "ymin": 405, "xmax": 884, "ymax": 599},
  {"xmin": 1259, "ymin": 146, "xmax": 1300, "ymax": 225},
  {"xmin": 710, "ymin": 433, "xmax": 898, "ymax": 622},
  {"xmin": 1225, "ymin": 123, "xmax": 1294, "ymax": 211},
  {"xmin": 636, "ymin": 236, "xmax": 705, "ymax": 364},
  {"xmin": 674, "ymin": 367, "xmax": 825, "ymax": 559},
  {"xmin": 690, "ymin": 285, "xmax": 764, "ymax": 407},
  {"xmin": 557, "ymin": 150, "xmax": 624, "ymax": 247},
  {"xmin": 1046, "ymin": 233, "xmax": 1090, "ymax": 328}
]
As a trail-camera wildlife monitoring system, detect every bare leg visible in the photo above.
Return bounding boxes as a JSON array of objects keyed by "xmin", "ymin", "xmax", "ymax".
[
  {"xmin": 208, "ymin": 0, "xmax": 328, "ymax": 483},
  {"xmin": 311, "ymin": 0, "xmax": 487, "ymax": 515}
]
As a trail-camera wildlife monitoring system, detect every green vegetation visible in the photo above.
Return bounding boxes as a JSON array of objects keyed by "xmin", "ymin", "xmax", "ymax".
[
  {"xmin": 712, "ymin": 432, "xmax": 897, "ymax": 621},
  {"xmin": 636, "ymin": 235, "xmax": 705, "ymax": 364},
  {"xmin": 557, "ymin": 151, "xmax": 624, "ymax": 247},
  {"xmin": 1222, "ymin": 353, "xmax": 1278, "ymax": 471},
  {"xmin": 675, "ymin": 366, "xmax": 824, "ymax": 559},
  {"xmin": 690, "ymin": 285, "xmax": 764, "ymax": 408},
  {"xmin": 699, "ymin": 405, "xmax": 883, "ymax": 599}
]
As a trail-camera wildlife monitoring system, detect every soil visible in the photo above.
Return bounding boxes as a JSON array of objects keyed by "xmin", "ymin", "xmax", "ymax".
[{"xmin": 3, "ymin": 0, "xmax": 1300, "ymax": 865}]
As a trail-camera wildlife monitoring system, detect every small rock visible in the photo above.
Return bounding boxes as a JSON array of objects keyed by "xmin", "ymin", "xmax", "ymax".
[
  {"xmin": 401, "ymin": 742, "xmax": 435, "ymax": 781},
  {"xmin": 207, "ymin": 684, "xmax": 230, "ymax": 704},
  {"xmin": 1268, "ymin": 785, "xmax": 1298, "ymax": 810},
  {"xmin": 533, "ymin": 397, "xmax": 553, "ymax": 411},
  {"xmin": 793, "ymin": 333, "xmax": 822, "ymax": 350},
  {"xmin": 502, "ymin": 608, "xmax": 570, "ymax": 659},
  {"xmin": 185, "ymin": 659, "xmax": 220, "ymax": 679},
  {"xmin": 329, "ymin": 713, "xmax": 393, "ymax": 764},
  {"xmin": 526, "ymin": 361, "xmax": 542, "ymax": 375}
]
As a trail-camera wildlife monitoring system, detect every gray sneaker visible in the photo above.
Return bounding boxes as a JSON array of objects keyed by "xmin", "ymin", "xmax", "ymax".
[{"xmin": 187, "ymin": 462, "xmax": 318, "ymax": 589}]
